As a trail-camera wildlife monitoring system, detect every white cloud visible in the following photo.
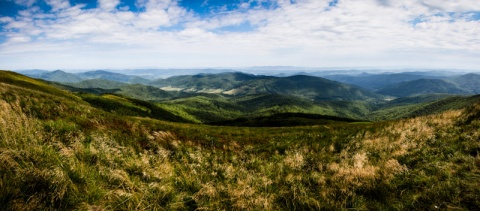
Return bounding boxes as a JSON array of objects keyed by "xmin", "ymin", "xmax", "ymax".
[
  {"xmin": 98, "ymin": 0, "xmax": 120, "ymax": 11},
  {"xmin": 13, "ymin": 0, "xmax": 36, "ymax": 7},
  {"xmin": 418, "ymin": 0, "xmax": 480, "ymax": 13},
  {"xmin": 44, "ymin": 0, "xmax": 71, "ymax": 12},
  {"xmin": 144, "ymin": 0, "xmax": 174, "ymax": 10},
  {"xmin": 135, "ymin": 9, "xmax": 171, "ymax": 29},
  {"xmin": 0, "ymin": 0, "xmax": 479, "ymax": 70},
  {"xmin": 7, "ymin": 35, "xmax": 31, "ymax": 43}
]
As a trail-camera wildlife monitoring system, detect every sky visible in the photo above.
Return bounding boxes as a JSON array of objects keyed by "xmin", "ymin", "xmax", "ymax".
[{"xmin": 0, "ymin": 0, "xmax": 479, "ymax": 71}]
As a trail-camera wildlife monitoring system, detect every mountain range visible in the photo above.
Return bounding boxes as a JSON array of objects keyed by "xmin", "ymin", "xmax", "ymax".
[
  {"xmin": 150, "ymin": 73, "xmax": 382, "ymax": 101},
  {"xmin": 13, "ymin": 69, "xmax": 480, "ymax": 124},
  {"xmin": 20, "ymin": 69, "xmax": 480, "ymax": 97}
]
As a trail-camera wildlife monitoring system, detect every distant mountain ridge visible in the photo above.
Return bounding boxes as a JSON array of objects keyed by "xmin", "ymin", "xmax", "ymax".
[
  {"xmin": 6, "ymin": 70, "xmax": 480, "ymax": 123},
  {"xmin": 150, "ymin": 72, "xmax": 382, "ymax": 101},
  {"xmin": 322, "ymin": 73, "xmax": 442, "ymax": 91},
  {"xmin": 78, "ymin": 70, "xmax": 150, "ymax": 84},
  {"xmin": 37, "ymin": 70, "xmax": 84, "ymax": 83},
  {"xmin": 323, "ymin": 72, "xmax": 480, "ymax": 97},
  {"xmin": 377, "ymin": 78, "xmax": 470, "ymax": 97},
  {"xmin": 451, "ymin": 73, "xmax": 480, "ymax": 93},
  {"xmin": 16, "ymin": 69, "xmax": 480, "ymax": 102},
  {"xmin": 19, "ymin": 69, "xmax": 151, "ymax": 85},
  {"xmin": 150, "ymin": 72, "xmax": 261, "ymax": 92}
]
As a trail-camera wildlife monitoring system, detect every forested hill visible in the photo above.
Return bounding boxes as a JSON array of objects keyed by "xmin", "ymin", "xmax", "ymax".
[{"xmin": 150, "ymin": 72, "xmax": 382, "ymax": 101}]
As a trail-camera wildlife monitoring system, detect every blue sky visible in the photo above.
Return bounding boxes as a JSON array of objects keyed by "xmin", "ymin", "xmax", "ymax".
[{"xmin": 0, "ymin": 0, "xmax": 479, "ymax": 71}]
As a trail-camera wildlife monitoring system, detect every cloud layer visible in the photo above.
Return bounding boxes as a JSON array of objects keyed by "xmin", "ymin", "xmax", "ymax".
[{"xmin": 1, "ymin": 0, "xmax": 479, "ymax": 70}]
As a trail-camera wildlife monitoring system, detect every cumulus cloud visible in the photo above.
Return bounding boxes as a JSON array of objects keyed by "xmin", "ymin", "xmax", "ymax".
[
  {"xmin": 12, "ymin": 0, "xmax": 36, "ymax": 7},
  {"xmin": 98, "ymin": 0, "xmax": 120, "ymax": 11},
  {"xmin": 44, "ymin": 0, "xmax": 71, "ymax": 12},
  {"xmin": 0, "ymin": 0, "xmax": 479, "ymax": 70}
]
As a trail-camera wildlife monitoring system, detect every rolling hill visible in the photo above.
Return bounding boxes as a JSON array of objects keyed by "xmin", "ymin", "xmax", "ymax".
[
  {"xmin": 20, "ymin": 69, "xmax": 151, "ymax": 84},
  {"xmin": 78, "ymin": 70, "xmax": 151, "ymax": 84},
  {"xmin": 16, "ymin": 69, "xmax": 50, "ymax": 77},
  {"xmin": 370, "ymin": 94, "xmax": 480, "ymax": 120},
  {"xmin": 42, "ymin": 71, "xmax": 480, "ymax": 122},
  {"xmin": 257, "ymin": 75, "xmax": 382, "ymax": 101},
  {"xmin": 322, "ymin": 72, "xmax": 440, "ymax": 91},
  {"xmin": 19, "ymin": 70, "xmax": 480, "ymax": 124},
  {"xmin": 57, "ymin": 79, "xmax": 178, "ymax": 101},
  {"xmin": 151, "ymin": 72, "xmax": 383, "ymax": 101},
  {"xmin": 65, "ymin": 78, "xmax": 126, "ymax": 89},
  {"xmin": 34, "ymin": 70, "xmax": 84, "ymax": 83},
  {"xmin": 376, "ymin": 78, "xmax": 469, "ymax": 97},
  {"xmin": 451, "ymin": 73, "xmax": 480, "ymax": 93},
  {"xmin": 156, "ymin": 94, "xmax": 351, "ymax": 123},
  {"xmin": 323, "ymin": 72, "xmax": 480, "ymax": 96},
  {"xmin": 150, "ymin": 72, "xmax": 260, "ymax": 91}
]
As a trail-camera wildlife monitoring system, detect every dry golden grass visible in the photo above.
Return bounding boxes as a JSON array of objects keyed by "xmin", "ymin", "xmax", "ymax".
[
  {"xmin": 362, "ymin": 109, "xmax": 463, "ymax": 157},
  {"xmin": 284, "ymin": 150, "xmax": 305, "ymax": 170},
  {"xmin": 0, "ymin": 101, "xmax": 41, "ymax": 145}
]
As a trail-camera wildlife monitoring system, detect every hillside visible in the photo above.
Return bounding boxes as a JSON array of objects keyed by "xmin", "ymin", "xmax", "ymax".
[
  {"xmin": 20, "ymin": 70, "xmax": 151, "ymax": 85},
  {"xmin": 259, "ymin": 75, "xmax": 381, "ymax": 101},
  {"xmin": 150, "ymin": 72, "xmax": 260, "ymax": 91},
  {"xmin": 62, "ymin": 80, "xmax": 177, "ymax": 101},
  {"xmin": 451, "ymin": 73, "xmax": 480, "ymax": 93},
  {"xmin": 1, "ymin": 70, "xmax": 480, "ymax": 210},
  {"xmin": 56, "ymin": 79, "xmax": 373, "ymax": 122},
  {"xmin": 156, "ymin": 94, "xmax": 348, "ymax": 123},
  {"xmin": 16, "ymin": 69, "xmax": 49, "ymax": 77},
  {"xmin": 65, "ymin": 78, "xmax": 126, "ymax": 89},
  {"xmin": 322, "ymin": 72, "xmax": 440, "ymax": 91},
  {"xmin": 371, "ymin": 94, "xmax": 480, "ymax": 120},
  {"xmin": 53, "ymin": 73, "xmax": 480, "ymax": 122},
  {"xmin": 25, "ymin": 71, "xmax": 480, "ymax": 123},
  {"xmin": 35, "ymin": 70, "xmax": 84, "ymax": 83},
  {"xmin": 210, "ymin": 112, "xmax": 363, "ymax": 127},
  {"xmin": 151, "ymin": 72, "xmax": 382, "ymax": 101},
  {"xmin": 78, "ymin": 70, "xmax": 151, "ymax": 84},
  {"xmin": 376, "ymin": 78, "xmax": 469, "ymax": 97}
]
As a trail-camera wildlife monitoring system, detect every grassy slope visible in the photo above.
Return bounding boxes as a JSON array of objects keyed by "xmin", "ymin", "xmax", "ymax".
[
  {"xmin": 209, "ymin": 112, "xmax": 364, "ymax": 127},
  {"xmin": 1, "ymin": 70, "xmax": 480, "ymax": 210},
  {"xmin": 372, "ymin": 95, "xmax": 480, "ymax": 120},
  {"xmin": 60, "ymin": 79, "xmax": 176, "ymax": 101},
  {"xmin": 78, "ymin": 93, "xmax": 190, "ymax": 123},
  {"xmin": 156, "ymin": 94, "xmax": 362, "ymax": 123},
  {"xmin": 157, "ymin": 95, "xmax": 244, "ymax": 123}
]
